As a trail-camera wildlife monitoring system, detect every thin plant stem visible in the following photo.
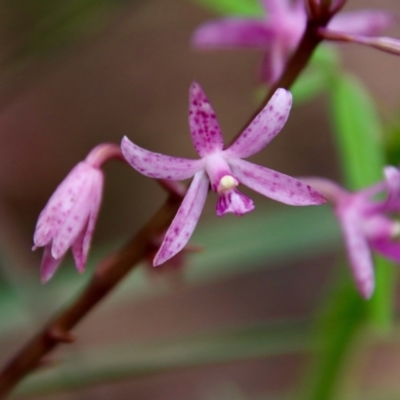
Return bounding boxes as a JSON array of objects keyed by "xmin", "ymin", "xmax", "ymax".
[
  {"xmin": 0, "ymin": 193, "xmax": 182, "ymax": 398},
  {"xmin": 0, "ymin": 5, "xmax": 337, "ymax": 397}
]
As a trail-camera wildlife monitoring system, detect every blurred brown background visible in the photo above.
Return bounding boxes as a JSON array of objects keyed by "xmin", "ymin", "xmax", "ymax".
[{"xmin": 0, "ymin": 0, "xmax": 400, "ymax": 398}]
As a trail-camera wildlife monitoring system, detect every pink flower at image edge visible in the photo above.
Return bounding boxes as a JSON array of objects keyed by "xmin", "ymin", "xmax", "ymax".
[
  {"xmin": 302, "ymin": 167, "xmax": 400, "ymax": 299},
  {"xmin": 192, "ymin": 0, "xmax": 396, "ymax": 83}
]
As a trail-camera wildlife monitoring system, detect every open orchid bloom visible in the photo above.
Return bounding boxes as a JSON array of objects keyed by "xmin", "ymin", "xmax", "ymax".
[
  {"xmin": 302, "ymin": 167, "xmax": 400, "ymax": 299},
  {"xmin": 122, "ymin": 82, "xmax": 325, "ymax": 266},
  {"xmin": 33, "ymin": 143, "xmax": 122, "ymax": 282},
  {"xmin": 192, "ymin": 0, "xmax": 395, "ymax": 83}
]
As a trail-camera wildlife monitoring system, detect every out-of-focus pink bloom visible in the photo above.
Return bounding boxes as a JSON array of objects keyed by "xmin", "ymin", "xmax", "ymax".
[
  {"xmin": 33, "ymin": 143, "xmax": 123, "ymax": 282},
  {"xmin": 302, "ymin": 167, "xmax": 400, "ymax": 299},
  {"xmin": 122, "ymin": 82, "xmax": 325, "ymax": 266},
  {"xmin": 192, "ymin": 0, "xmax": 395, "ymax": 83},
  {"xmin": 318, "ymin": 29, "xmax": 400, "ymax": 57}
]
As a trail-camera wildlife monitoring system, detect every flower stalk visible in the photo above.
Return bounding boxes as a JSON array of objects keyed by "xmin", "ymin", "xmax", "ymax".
[
  {"xmin": 0, "ymin": 2, "xmax": 363, "ymax": 396},
  {"xmin": 0, "ymin": 192, "xmax": 183, "ymax": 398}
]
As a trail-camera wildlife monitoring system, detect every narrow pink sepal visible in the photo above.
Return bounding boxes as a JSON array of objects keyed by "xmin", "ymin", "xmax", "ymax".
[
  {"xmin": 40, "ymin": 245, "xmax": 64, "ymax": 283},
  {"xmin": 71, "ymin": 227, "xmax": 87, "ymax": 274},
  {"xmin": 229, "ymin": 158, "xmax": 326, "ymax": 206},
  {"xmin": 71, "ymin": 172, "xmax": 104, "ymax": 273},
  {"xmin": 189, "ymin": 82, "xmax": 224, "ymax": 157},
  {"xmin": 51, "ymin": 171, "xmax": 99, "ymax": 259},
  {"xmin": 192, "ymin": 18, "xmax": 273, "ymax": 49},
  {"xmin": 340, "ymin": 211, "xmax": 375, "ymax": 299},
  {"xmin": 384, "ymin": 166, "xmax": 400, "ymax": 207},
  {"xmin": 384, "ymin": 166, "xmax": 400, "ymax": 191},
  {"xmin": 33, "ymin": 163, "xmax": 91, "ymax": 248},
  {"xmin": 344, "ymin": 35, "xmax": 400, "ymax": 56},
  {"xmin": 225, "ymin": 88, "xmax": 292, "ymax": 159},
  {"xmin": 372, "ymin": 239, "xmax": 400, "ymax": 263},
  {"xmin": 299, "ymin": 177, "xmax": 348, "ymax": 203},
  {"xmin": 121, "ymin": 136, "xmax": 204, "ymax": 180},
  {"xmin": 153, "ymin": 170, "xmax": 209, "ymax": 266},
  {"xmin": 328, "ymin": 10, "xmax": 395, "ymax": 36},
  {"xmin": 82, "ymin": 173, "xmax": 104, "ymax": 259}
]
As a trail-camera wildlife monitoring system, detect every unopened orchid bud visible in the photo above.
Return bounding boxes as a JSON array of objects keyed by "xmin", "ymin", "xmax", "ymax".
[{"xmin": 33, "ymin": 143, "xmax": 123, "ymax": 282}]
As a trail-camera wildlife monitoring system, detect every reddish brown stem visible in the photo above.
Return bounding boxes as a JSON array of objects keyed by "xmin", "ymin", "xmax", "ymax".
[
  {"xmin": 0, "ymin": 4, "xmax": 338, "ymax": 398},
  {"xmin": 235, "ymin": 18, "xmax": 329, "ymax": 138},
  {"xmin": 0, "ymin": 194, "xmax": 182, "ymax": 398}
]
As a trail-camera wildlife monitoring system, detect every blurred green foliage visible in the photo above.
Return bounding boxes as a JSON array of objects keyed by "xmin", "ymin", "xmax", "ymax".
[
  {"xmin": 1, "ymin": 0, "xmax": 131, "ymax": 62},
  {"xmin": 305, "ymin": 71, "xmax": 396, "ymax": 400},
  {"xmin": 0, "ymin": 1, "xmax": 398, "ymax": 398},
  {"xmin": 291, "ymin": 45, "xmax": 339, "ymax": 104},
  {"xmin": 330, "ymin": 74, "xmax": 385, "ymax": 190},
  {"xmin": 190, "ymin": 0, "xmax": 262, "ymax": 17},
  {"xmin": 0, "ymin": 204, "xmax": 340, "ymax": 397},
  {"xmin": 0, "ymin": 205, "xmax": 341, "ymax": 338}
]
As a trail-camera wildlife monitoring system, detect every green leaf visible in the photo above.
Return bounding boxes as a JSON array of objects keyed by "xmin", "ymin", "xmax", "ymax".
[
  {"xmin": 304, "ymin": 73, "xmax": 395, "ymax": 400},
  {"xmin": 291, "ymin": 69, "xmax": 327, "ymax": 104},
  {"xmin": 15, "ymin": 320, "xmax": 310, "ymax": 396},
  {"xmin": 190, "ymin": 0, "xmax": 263, "ymax": 17},
  {"xmin": 4, "ymin": 0, "xmax": 122, "ymax": 61},
  {"xmin": 368, "ymin": 256, "xmax": 396, "ymax": 330},
  {"xmin": 385, "ymin": 117, "xmax": 400, "ymax": 166},
  {"xmin": 329, "ymin": 74, "xmax": 385, "ymax": 189},
  {"xmin": 310, "ymin": 45, "xmax": 340, "ymax": 70},
  {"xmin": 329, "ymin": 73, "xmax": 395, "ymax": 328},
  {"xmin": 304, "ymin": 271, "xmax": 366, "ymax": 400}
]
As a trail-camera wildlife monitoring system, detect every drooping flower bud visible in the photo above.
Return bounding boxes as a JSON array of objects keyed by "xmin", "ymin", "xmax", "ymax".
[{"xmin": 33, "ymin": 143, "xmax": 123, "ymax": 282}]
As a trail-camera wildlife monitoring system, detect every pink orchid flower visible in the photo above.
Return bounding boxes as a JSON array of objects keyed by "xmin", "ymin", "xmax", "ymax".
[
  {"xmin": 302, "ymin": 167, "xmax": 400, "ymax": 299},
  {"xmin": 121, "ymin": 82, "xmax": 325, "ymax": 266},
  {"xmin": 33, "ymin": 143, "xmax": 123, "ymax": 282},
  {"xmin": 192, "ymin": 0, "xmax": 395, "ymax": 83}
]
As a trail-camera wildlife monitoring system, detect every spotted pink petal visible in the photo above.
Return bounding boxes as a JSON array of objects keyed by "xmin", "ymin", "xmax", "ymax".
[
  {"xmin": 71, "ymin": 172, "xmax": 104, "ymax": 272},
  {"xmin": 384, "ymin": 166, "xmax": 400, "ymax": 190},
  {"xmin": 192, "ymin": 18, "xmax": 274, "ymax": 49},
  {"xmin": 328, "ymin": 10, "xmax": 395, "ymax": 36},
  {"xmin": 82, "ymin": 173, "xmax": 104, "ymax": 259},
  {"xmin": 372, "ymin": 239, "xmax": 400, "ymax": 263},
  {"xmin": 51, "ymin": 172, "xmax": 97, "ymax": 259},
  {"xmin": 339, "ymin": 210, "xmax": 375, "ymax": 299},
  {"xmin": 225, "ymin": 88, "xmax": 292, "ymax": 159},
  {"xmin": 40, "ymin": 245, "xmax": 64, "ymax": 283},
  {"xmin": 229, "ymin": 158, "xmax": 326, "ymax": 205},
  {"xmin": 384, "ymin": 166, "xmax": 400, "ymax": 208},
  {"xmin": 153, "ymin": 170, "xmax": 209, "ymax": 266},
  {"xmin": 299, "ymin": 177, "xmax": 348, "ymax": 203},
  {"xmin": 33, "ymin": 163, "xmax": 92, "ymax": 248},
  {"xmin": 121, "ymin": 136, "xmax": 204, "ymax": 180},
  {"xmin": 188, "ymin": 82, "xmax": 224, "ymax": 157},
  {"xmin": 71, "ymin": 225, "xmax": 88, "ymax": 274}
]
